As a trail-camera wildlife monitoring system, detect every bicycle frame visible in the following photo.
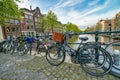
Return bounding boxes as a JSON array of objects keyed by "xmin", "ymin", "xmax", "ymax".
[{"xmin": 60, "ymin": 36, "xmax": 86, "ymax": 57}]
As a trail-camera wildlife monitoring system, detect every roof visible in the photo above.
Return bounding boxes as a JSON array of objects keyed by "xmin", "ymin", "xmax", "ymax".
[{"xmin": 20, "ymin": 7, "xmax": 42, "ymax": 16}]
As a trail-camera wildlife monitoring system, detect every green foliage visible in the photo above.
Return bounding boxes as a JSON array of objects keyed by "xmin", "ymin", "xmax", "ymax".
[
  {"xmin": 46, "ymin": 10, "xmax": 58, "ymax": 32},
  {"xmin": 65, "ymin": 22, "xmax": 81, "ymax": 33},
  {"xmin": 84, "ymin": 23, "xmax": 102, "ymax": 32},
  {"xmin": 38, "ymin": 14, "xmax": 48, "ymax": 32},
  {"xmin": 38, "ymin": 10, "xmax": 81, "ymax": 33},
  {"xmin": 84, "ymin": 27, "xmax": 94, "ymax": 32},
  {"xmin": 38, "ymin": 10, "xmax": 66, "ymax": 33},
  {"xmin": 95, "ymin": 23, "xmax": 102, "ymax": 31},
  {"xmin": 0, "ymin": 0, "xmax": 21, "ymax": 25},
  {"xmin": 38, "ymin": 10, "xmax": 59, "ymax": 32}
]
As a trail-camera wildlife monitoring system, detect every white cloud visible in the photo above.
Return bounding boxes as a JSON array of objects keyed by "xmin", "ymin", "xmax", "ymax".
[
  {"xmin": 17, "ymin": 0, "xmax": 30, "ymax": 9},
  {"xmin": 17, "ymin": 0, "xmax": 39, "ymax": 10},
  {"xmin": 17, "ymin": 0, "xmax": 120, "ymax": 30},
  {"xmin": 52, "ymin": 0, "xmax": 84, "ymax": 10},
  {"xmin": 57, "ymin": 8, "xmax": 120, "ymax": 30},
  {"xmin": 52, "ymin": 0, "xmax": 112, "ymax": 30},
  {"xmin": 79, "ymin": 0, "xmax": 110, "ymax": 18},
  {"xmin": 88, "ymin": 0, "xmax": 99, "ymax": 6}
]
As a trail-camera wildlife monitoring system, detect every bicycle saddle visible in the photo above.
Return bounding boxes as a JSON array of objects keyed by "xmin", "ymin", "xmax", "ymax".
[{"xmin": 79, "ymin": 37, "xmax": 88, "ymax": 41}]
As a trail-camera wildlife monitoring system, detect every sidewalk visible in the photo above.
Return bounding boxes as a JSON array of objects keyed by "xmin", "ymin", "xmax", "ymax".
[{"xmin": 0, "ymin": 53, "xmax": 119, "ymax": 80}]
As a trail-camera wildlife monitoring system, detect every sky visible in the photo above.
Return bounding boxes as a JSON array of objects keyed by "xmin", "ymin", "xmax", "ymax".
[{"xmin": 17, "ymin": 0, "xmax": 120, "ymax": 30}]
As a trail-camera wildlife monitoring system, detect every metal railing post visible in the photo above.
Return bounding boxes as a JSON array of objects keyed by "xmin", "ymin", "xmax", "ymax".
[
  {"xmin": 95, "ymin": 31, "xmax": 99, "ymax": 42},
  {"xmin": 95, "ymin": 31, "xmax": 99, "ymax": 62}
]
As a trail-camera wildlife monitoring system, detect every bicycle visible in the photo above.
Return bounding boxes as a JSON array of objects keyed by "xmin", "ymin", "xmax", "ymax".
[
  {"xmin": 5, "ymin": 36, "xmax": 28, "ymax": 55},
  {"xmin": 105, "ymin": 41, "xmax": 120, "ymax": 77},
  {"xmin": 46, "ymin": 32, "xmax": 113, "ymax": 77},
  {"xmin": 0, "ymin": 40, "xmax": 5, "ymax": 52},
  {"xmin": 2, "ymin": 38, "xmax": 13, "ymax": 54},
  {"xmin": 30, "ymin": 37, "xmax": 48, "ymax": 56}
]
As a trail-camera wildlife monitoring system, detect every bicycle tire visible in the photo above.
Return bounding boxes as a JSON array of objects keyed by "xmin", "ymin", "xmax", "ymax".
[
  {"xmin": 18, "ymin": 44, "xmax": 27, "ymax": 55},
  {"xmin": 46, "ymin": 44, "xmax": 65, "ymax": 66},
  {"xmin": 9, "ymin": 46, "xmax": 15, "ymax": 54},
  {"xmin": 105, "ymin": 41, "xmax": 120, "ymax": 77},
  {"xmin": 79, "ymin": 45, "xmax": 113, "ymax": 77},
  {"xmin": 21, "ymin": 43, "xmax": 31, "ymax": 55},
  {"xmin": 4, "ymin": 43, "xmax": 13, "ymax": 54},
  {"xmin": 2, "ymin": 42, "xmax": 9, "ymax": 54},
  {"xmin": 36, "ymin": 48, "xmax": 46, "ymax": 57}
]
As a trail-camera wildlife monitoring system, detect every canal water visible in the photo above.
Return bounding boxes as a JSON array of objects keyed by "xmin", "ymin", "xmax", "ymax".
[{"xmin": 71, "ymin": 34, "xmax": 120, "ymax": 71}]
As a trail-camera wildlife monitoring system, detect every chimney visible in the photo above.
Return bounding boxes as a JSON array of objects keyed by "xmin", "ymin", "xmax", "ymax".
[{"xmin": 30, "ymin": 5, "xmax": 32, "ymax": 11}]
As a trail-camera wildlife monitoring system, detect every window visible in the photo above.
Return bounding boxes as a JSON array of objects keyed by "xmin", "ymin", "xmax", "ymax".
[
  {"xmin": 25, "ymin": 15, "xmax": 29, "ymax": 18},
  {"xmin": 26, "ymin": 19, "xmax": 31, "ymax": 24},
  {"xmin": 16, "ymin": 27, "xmax": 20, "ymax": 32},
  {"xmin": 12, "ymin": 27, "xmax": 15, "ymax": 32},
  {"xmin": 26, "ymin": 20, "xmax": 29, "ymax": 23},
  {"xmin": 16, "ymin": 27, "xmax": 18, "ymax": 32},
  {"xmin": 27, "ymin": 26, "xmax": 29, "ymax": 29},
  {"xmin": 6, "ymin": 27, "xmax": 10, "ymax": 32},
  {"xmin": 15, "ymin": 20, "xmax": 19, "ymax": 25},
  {"xmin": 31, "ymin": 32, "xmax": 34, "ymax": 36},
  {"xmin": 30, "ymin": 16, "xmax": 33, "ymax": 19},
  {"xmin": 22, "ymin": 26, "xmax": 24, "ymax": 29},
  {"xmin": 30, "ymin": 19, "xmax": 33, "ymax": 23},
  {"xmin": 31, "ymin": 25, "xmax": 34, "ymax": 29},
  {"xmin": 10, "ymin": 19, "xmax": 14, "ymax": 24}
]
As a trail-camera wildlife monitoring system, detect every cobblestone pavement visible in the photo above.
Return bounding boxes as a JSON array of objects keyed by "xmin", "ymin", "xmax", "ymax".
[{"xmin": 0, "ymin": 53, "xmax": 119, "ymax": 80}]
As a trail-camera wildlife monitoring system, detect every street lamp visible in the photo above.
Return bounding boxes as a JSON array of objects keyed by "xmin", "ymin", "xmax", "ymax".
[{"xmin": 109, "ymin": 23, "xmax": 111, "ymax": 35}]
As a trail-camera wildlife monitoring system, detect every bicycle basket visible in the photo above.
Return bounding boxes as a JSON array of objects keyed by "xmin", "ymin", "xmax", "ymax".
[{"xmin": 52, "ymin": 32, "xmax": 64, "ymax": 42}]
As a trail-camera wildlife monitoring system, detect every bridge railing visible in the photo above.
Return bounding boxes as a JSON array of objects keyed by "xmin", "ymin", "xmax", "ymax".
[
  {"xmin": 70, "ymin": 30, "xmax": 120, "ymax": 42},
  {"xmin": 30, "ymin": 30, "xmax": 120, "ymax": 43}
]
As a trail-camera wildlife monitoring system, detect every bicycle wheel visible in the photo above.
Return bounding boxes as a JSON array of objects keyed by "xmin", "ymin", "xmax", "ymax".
[
  {"xmin": 79, "ymin": 45, "xmax": 113, "ymax": 77},
  {"xmin": 9, "ymin": 46, "xmax": 15, "ymax": 54},
  {"xmin": 18, "ymin": 44, "xmax": 27, "ymax": 55},
  {"xmin": 21, "ymin": 43, "xmax": 31, "ymax": 55},
  {"xmin": 2, "ymin": 42, "xmax": 9, "ymax": 54},
  {"xmin": 4, "ymin": 42, "xmax": 13, "ymax": 54},
  {"xmin": 46, "ymin": 44, "xmax": 65, "ymax": 66},
  {"xmin": 36, "ymin": 47, "xmax": 46, "ymax": 57},
  {"xmin": 105, "ymin": 42, "xmax": 120, "ymax": 77}
]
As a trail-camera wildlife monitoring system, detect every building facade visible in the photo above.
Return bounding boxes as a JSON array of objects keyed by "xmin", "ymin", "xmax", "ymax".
[
  {"xmin": 99, "ymin": 19, "xmax": 115, "ymax": 32},
  {"xmin": 2, "ymin": 6, "xmax": 42, "ymax": 38}
]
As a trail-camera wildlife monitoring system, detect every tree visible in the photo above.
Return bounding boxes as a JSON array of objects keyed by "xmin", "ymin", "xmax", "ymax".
[
  {"xmin": 95, "ymin": 23, "xmax": 102, "ymax": 31},
  {"xmin": 46, "ymin": 10, "xmax": 58, "ymax": 32},
  {"xmin": 38, "ymin": 10, "xmax": 65, "ymax": 33},
  {"xmin": 39, "ymin": 14, "xmax": 48, "ymax": 33},
  {"xmin": 84, "ymin": 26, "xmax": 95, "ymax": 32},
  {"xmin": 0, "ymin": 0, "xmax": 21, "ymax": 25},
  {"xmin": 65, "ymin": 22, "xmax": 81, "ymax": 33}
]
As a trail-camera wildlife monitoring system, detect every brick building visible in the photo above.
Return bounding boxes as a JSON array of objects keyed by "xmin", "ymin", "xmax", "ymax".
[
  {"xmin": 2, "ymin": 6, "xmax": 42, "ymax": 38},
  {"xmin": 99, "ymin": 19, "xmax": 115, "ymax": 31}
]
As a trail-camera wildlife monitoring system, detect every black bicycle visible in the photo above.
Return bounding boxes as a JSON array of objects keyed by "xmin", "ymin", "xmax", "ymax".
[
  {"xmin": 105, "ymin": 41, "xmax": 120, "ymax": 77},
  {"xmin": 46, "ymin": 32, "xmax": 113, "ymax": 77}
]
